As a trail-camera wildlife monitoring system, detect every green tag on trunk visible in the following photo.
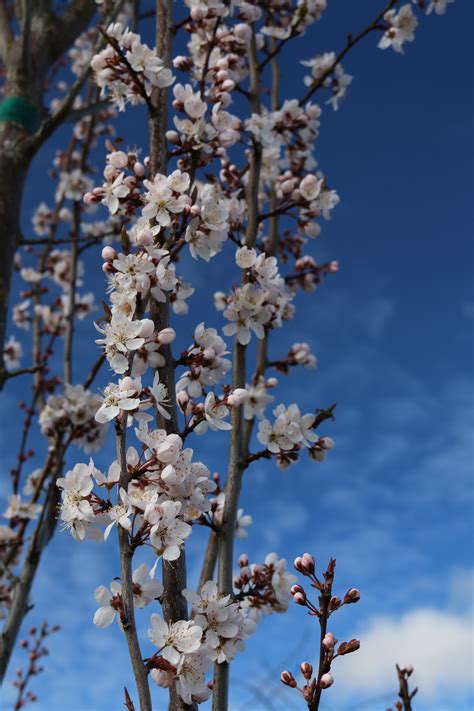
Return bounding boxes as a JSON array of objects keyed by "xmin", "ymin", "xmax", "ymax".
[{"xmin": 0, "ymin": 97, "xmax": 40, "ymax": 134}]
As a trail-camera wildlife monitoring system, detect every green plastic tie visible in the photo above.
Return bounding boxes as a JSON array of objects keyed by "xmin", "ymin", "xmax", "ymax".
[{"xmin": 0, "ymin": 97, "xmax": 40, "ymax": 134}]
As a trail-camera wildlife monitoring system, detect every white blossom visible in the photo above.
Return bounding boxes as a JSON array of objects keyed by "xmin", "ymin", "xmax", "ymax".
[{"xmin": 148, "ymin": 613, "xmax": 202, "ymax": 664}]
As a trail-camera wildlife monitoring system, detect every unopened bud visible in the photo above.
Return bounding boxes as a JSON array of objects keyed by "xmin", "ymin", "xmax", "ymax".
[
  {"xmin": 300, "ymin": 662, "xmax": 313, "ymax": 680},
  {"xmin": 337, "ymin": 639, "xmax": 360, "ymax": 655},
  {"xmin": 404, "ymin": 665, "xmax": 414, "ymax": 676},
  {"xmin": 177, "ymin": 391, "xmax": 189, "ymax": 410},
  {"xmin": 322, "ymin": 632, "xmax": 336, "ymax": 651},
  {"xmin": 157, "ymin": 328, "xmax": 176, "ymax": 345},
  {"xmin": 301, "ymin": 552, "xmax": 315, "ymax": 575},
  {"xmin": 280, "ymin": 671, "xmax": 297, "ymax": 688},
  {"xmin": 227, "ymin": 388, "xmax": 248, "ymax": 406},
  {"xmin": 294, "ymin": 553, "xmax": 315, "ymax": 576},
  {"xmin": 101, "ymin": 246, "xmax": 116, "ymax": 261},
  {"xmin": 319, "ymin": 673, "xmax": 334, "ymax": 689},
  {"xmin": 329, "ymin": 596, "xmax": 341, "ymax": 611},
  {"xmin": 139, "ymin": 318, "xmax": 155, "ymax": 339},
  {"xmin": 344, "ymin": 588, "xmax": 361, "ymax": 604},
  {"xmin": 293, "ymin": 592, "xmax": 307, "ymax": 606},
  {"xmin": 151, "ymin": 668, "xmax": 175, "ymax": 688},
  {"xmin": 239, "ymin": 553, "xmax": 248, "ymax": 567}
]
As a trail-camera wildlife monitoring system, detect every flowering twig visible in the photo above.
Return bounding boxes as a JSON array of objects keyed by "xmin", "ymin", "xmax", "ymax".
[
  {"xmin": 300, "ymin": 0, "xmax": 400, "ymax": 105},
  {"xmin": 11, "ymin": 621, "xmax": 60, "ymax": 711},
  {"xmin": 281, "ymin": 555, "xmax": 360, "ymax": 710}
]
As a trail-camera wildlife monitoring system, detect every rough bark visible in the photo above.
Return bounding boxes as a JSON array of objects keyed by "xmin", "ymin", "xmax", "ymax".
[{"xmin": 0, "ymin": 123, "xmax": 30, "ymax": 386}]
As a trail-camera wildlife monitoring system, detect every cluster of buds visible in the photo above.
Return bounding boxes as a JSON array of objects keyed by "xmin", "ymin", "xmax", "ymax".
[
  {"xmin": 12, "ymin": 622, "xmax": 60, "ymax": 710},
  {"xmin": 281, "ymin": 556, "xmax": 360, "ymax": 709},
  {"xmin": 285, "ymin": 256, "xmax": 339, "ymax": 293},
  {"xmin": 84, "ymin": 146, "xmax": 148, "ymax": 217},
  {"xmin": 233, "ymin": 552, "xmax": 297, "ymax": 618},
  {"xmin": 269, "ymin": 342, "xmax": 317, "ymax": 374}
]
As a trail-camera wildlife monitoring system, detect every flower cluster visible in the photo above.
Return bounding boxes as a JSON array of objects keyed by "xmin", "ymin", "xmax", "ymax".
[
  {"xmin": 378, "ymin": 4, "xmax": 418, "ymax": 53},
  {"xmin": 57, "ymin": 420, "xmax": 215, "ymax": 543},
  {"xmin": 176, "ymin": 323, "xmax": 231, "ymax": 399},
  {"xmin": 39, "ymin": 384, "xmax": 107, "ymax": 453},
  {"xmin": 93, "ymin": 563, "xmax": 163, "ymax": 628},
  {"xmin": 84, "ymin": 148, "xmax": 147, "ymax": 217},
  {"xmin": 91, "ymin": 23, "xmax": 174, "ymax": 111},
  {"xmin": 257, "ymin": 403, "xmax": 332, "ymax": 468},
  {"xmin": 216, "ymin": 247, "xmax": 294, "ymax": 345},
  {"xmin": 184, "ymin": 580, "xmax": 256, "ymax": 663}
]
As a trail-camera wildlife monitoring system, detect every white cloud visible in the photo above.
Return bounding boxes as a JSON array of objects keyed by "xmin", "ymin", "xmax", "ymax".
[{"xmin": 335, "ymin": 584, "xmax": 474, "ymax": 702}]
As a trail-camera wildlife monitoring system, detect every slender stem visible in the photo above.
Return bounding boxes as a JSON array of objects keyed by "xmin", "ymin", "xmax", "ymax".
[
  {"xmin": 213, "ymin": 26, "xmax": 262, "ymax": 711},
  {"xmin": 116, "ymin": 422, "xmax": 152, "ymax": 711},
  {"xmin": 197, "ymin": 531, "xmax": 218, "ymax": 594},
  {"xmin": 63, "ymin": 201, "xmax": 79, "ymax": 385},
  {"xmin": 299, "ymin": 0, "xmax": 398, "ymax": 106},
  {"xmin": 0, "ymin": 438, "xmax": 67, "ymax": 684}
]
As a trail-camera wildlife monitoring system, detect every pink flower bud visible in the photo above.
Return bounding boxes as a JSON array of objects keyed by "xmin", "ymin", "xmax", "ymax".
[
  {"xmin": 151, "ymin": 668, "xmax": 175, "ymax": 688},
  {"xmin": 323, "ymin": 632, "xmax": 336, "ymax": 651},
  {"xmin": 157, "ymin": 328, "xmax": 176, "ymax": 345},
  {"xmin": 301, "ymin": 552, "xmax": 315, "ymax": 575},
  {"xmin": 320, "ymin": 437, "xmax": 334, "ymax": 450},
  {"xmin": 177, "ymin": 391, "xmax": 189, "ymax": 410},
  {"xmin": 300, "ymin": 662, "xmax": 313, "ymax": 680},
  {"xmin": 139, "ymin": 319, "xmax": 155, "ymax": 339},
  {"xmin": 83, "ymin": 192, "xmax": 94, "ymax": 205},
  {"xmin": 165, "ymin": 130, "xmax": 180, "ymax": 144},
  {"xmin": 190, "ymin": 5, "xmax": 204, "ymax": 20},
  {"xmin": 239, "ymin": 553, "xmax": 248, "ymax": 567},
  {"xmin": 101, "ymin": 246, "xmax": 116, "ymax": 261},
  {"xmin": 221, "ymin": 79, "xmax": 235, "ymax": 92},
  {"xmin": 190, "ymin": 205, "xmax": 200, "ymax": 217},
  {"xmin": 319, "ymin": 673, "xmax": 334, "ymax": 689},
  {"xmin": 227, "ymin": 388, "xmax": 248, "ymax": 406},
  {"xmin": 344, "ymin": 588, "xmax": 361, "ymax": 604},
  {"xmin": 293, "ymin": 592, "xmax": 307, "ymax": 606},
  {"xmin": 404, "ymin": 665, "xmax": 414, "ymax": 675},
  {"xmin": 136, "ymin": 230, "xmax": 154, "ymax": 247},
  {"xmin": 337, "ymin": 639, "xmax": 360, "ymax": 655},
  {"xmin": 280, "ymin": 671, "xmax": 297, "ymax": 688},
  {"xmin": 328, "ymin": 260, "xmax": 339, "ymax": 272},
  {"xmin": 294, "ymin": 553, "xmax": 315, "ymax": 576},
  {"xmin": 216, "ymin": 70, "xmax": 229, "ymax": 82},
  {"xmin": 234, "ymin": 23, "xmax": 252, "ymax": 42},
  {"xmin": 133, "ymin": 162, "xmax": 145, "ymax": 177}
]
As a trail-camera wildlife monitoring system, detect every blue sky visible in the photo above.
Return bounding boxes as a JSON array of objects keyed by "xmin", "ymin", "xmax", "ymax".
[{"xmin": 1, "ymin": 1, "xmax": 473, "ymax": 710}]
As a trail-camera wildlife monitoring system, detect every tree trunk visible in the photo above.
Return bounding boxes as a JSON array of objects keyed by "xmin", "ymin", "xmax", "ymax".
[{"xmin": 0, "ymin": 121, "xmax": 32, "ymax": 383}]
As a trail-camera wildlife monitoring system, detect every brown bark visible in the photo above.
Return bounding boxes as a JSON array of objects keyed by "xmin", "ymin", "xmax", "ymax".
[{"xmin": 0, "ymin": 122, "xmax": 31, "ymax": 386}]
